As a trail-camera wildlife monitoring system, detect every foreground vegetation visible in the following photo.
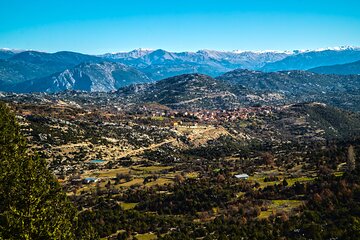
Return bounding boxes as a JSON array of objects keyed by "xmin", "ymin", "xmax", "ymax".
[{"xmin": 1, "ymin": 97, "xmax": 360, "ymax": 239}]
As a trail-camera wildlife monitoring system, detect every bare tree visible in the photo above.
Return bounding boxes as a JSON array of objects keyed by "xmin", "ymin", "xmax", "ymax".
[{"xmin": 347, "ymin": 145, "xmax": 356, "ymax": 172}]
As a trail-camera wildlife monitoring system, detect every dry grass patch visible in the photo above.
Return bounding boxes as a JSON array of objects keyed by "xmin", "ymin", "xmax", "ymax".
[
  {"xmin": 132, "ymin": 165, "xmax": 172, "ymax": 172},
  {"xmin": 119, "ymin": 178, "xmax": 144, "ymax": 187},
  {"xmin": 334, "ymin": 171, "xmax": 344, "ymax": 177},
  {"xmin": 84, "ymin": 167, "xmax": 131, "ymax": 178},
  {"xmin": 185, "ymin": 172, "xmax": 199, "ymax": 179},
  {"xmin": 134, "ymin": 233, "xmax": 157, "ymax": 240},
  {"xmin": 258, "ymin": 200, "xmax": 304, "ymax": 220},
  {"xmin": 119, "ymin": 202, "xmax": 138, "ymax": 210},
  {"xmin": 286, "ymin": 176, "xmax": 315, "ymax": 186},
  {"xmin": 146, "ymin": 178, "xmax": 173, "ymax": 187}
]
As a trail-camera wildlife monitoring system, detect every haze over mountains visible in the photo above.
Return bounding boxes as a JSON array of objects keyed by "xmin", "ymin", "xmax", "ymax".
[{"xmin": 0, "ymin": 46, "xmax": 360, "ymax": 95}]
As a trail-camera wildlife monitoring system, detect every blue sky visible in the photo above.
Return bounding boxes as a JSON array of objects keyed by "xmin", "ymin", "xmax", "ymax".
[{"xmin": 1, "ymin": 0, "xmax": 360, "ymax": 54}]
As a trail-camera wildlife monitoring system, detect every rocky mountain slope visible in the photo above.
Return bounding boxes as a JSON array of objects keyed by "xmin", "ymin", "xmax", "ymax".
[{"xmin": 11, "ymin": 62, "xmax": 151, "ymax": 93}]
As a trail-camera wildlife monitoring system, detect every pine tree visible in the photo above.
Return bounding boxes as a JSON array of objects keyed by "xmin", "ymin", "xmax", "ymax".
[{"xmin": 0, "ymin": 102, "xmax": 95, "ymax": 239}]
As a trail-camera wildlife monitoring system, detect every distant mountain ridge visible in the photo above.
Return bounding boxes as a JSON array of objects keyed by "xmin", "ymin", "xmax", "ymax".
[
  {"xmin": 309, "ymin": 60, "xmax": 360, "ymax": 75},
  {"xmin": 260, "ymin": 46, "xmax": 360, "ymax": 72},
  {"xmin": 102, "ymin": 48, "xmax": 291, "ymax": 79},
  {"xmin": 102, "ymin": 46, "xmax": 360, "ymax": 79},
  {"xmin": 0, "ymin": 48, "xmax": 24, "ymax": 60}
]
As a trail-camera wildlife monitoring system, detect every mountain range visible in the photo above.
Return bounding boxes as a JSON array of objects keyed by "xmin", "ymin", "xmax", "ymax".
[
  {"xmin": 1, "ymin": 46, "xmax": 360, "ymax": 95},
  {"xmin": 101, "ymin": 48, "xmax": 290, "ymax": 79},
  {"xmin": 260, "ymin": 46, "xmax": 360, "ymax": 72}
]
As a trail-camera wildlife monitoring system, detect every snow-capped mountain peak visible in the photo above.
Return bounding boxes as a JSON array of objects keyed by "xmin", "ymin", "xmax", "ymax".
[
  {"xmin": 312, "ymin": 46, "xmax": 360, "ymax": 52},
  {"xmin": 232, "ymin": 49, "xmax": 294, "ymax": 55}
]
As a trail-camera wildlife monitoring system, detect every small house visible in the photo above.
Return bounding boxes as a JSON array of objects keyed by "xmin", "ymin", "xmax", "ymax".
[
  {"xmin": 234, "ymin": 174, "xmax": 249, "ymax": 180},
  {"xmin": 83, "ymin": 177, "xmax": 100, "ymax": 184}
]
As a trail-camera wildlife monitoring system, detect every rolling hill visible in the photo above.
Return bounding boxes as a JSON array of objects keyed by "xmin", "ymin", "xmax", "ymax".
[
  {"xmin": 117, "ymin": 73, "xmax": 248, "ymax": 109},
  {"xmin": 117, "ymin": 70, "xmax": 360, "ymax": 111},
  {"xmin": 217, "ymin": 69, "xmax": 360, "ymax": 95}
]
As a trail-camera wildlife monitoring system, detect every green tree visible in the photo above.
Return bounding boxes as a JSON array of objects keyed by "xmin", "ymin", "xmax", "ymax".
[{"xmin": 0, "ymin": 102, "xmax": 94, "ymax": 239}]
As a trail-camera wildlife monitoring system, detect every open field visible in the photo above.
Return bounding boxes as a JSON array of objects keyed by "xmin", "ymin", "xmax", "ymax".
[
  {"xmin": 131, "ymin": 166, "xmax": 173, "ymax": 172},
  {"xmin": 258, "ymin": 200, "xmax": 304, "ymax": 219},
  {"xmin": 119, "ymin": 202, "xmax": 138, "ymax": 210},
  {"xmin": 134, "ymin": 233, "xmax": 157, "ymax": 240}
]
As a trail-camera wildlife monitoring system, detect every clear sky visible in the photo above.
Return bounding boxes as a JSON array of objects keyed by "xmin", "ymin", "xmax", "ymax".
[{"xmin": 1, "ymin": 0, "xmax": 360, "ymax": 54}]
